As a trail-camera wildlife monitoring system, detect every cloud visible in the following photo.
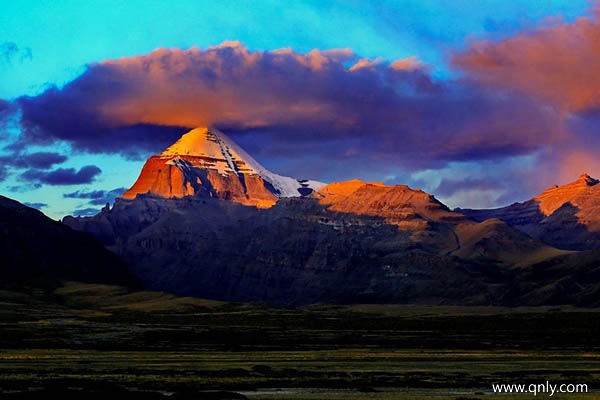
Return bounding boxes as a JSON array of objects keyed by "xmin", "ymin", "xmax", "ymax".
[
  {"xmin": 71, "ymin": 207, "xmax": 101, "ymax": 217},
  {"xmin": 434, "ymin": 177, "xmax": 500, "ymax": 197},
  {"xmin": 453, "ymin": 10, "xmax": 600, "ymax": 113},
  {"xmin": 0, "ymin": 151, "xmax": 68, "ymax": 169},
  {"xmin": 0, "ymin": 99, "xmax": 18, "ymax": 137},
  {"xmin": 21, "ymin": 165, "xmax": 101, "ymax": 185},
  {"xmin": 0, "ymin": 99, "xmax": 9, "ymax": 113},
  {"xmin": 23, "ymin": 202, "xmax": 47, "ymax": 209},
  {"xmin": 0, "ymin": 151, "xmax": 68, "ymax": 183},
  {"xmin": 21, "ymin": 152, "xmax": 68, "ymax": 169},
  {"xmin": 9, "ymin": 37, "xmax": 600, "ymax": 206},
  {"xmin": 0, "ymin": 42, "xmax": 32, "ymax": 65},
  {"xmin": 390, "ymin": 56, "xmax": 424, "ymax": 71},
  {"xmin": 12, "ymin": 42, "xmax": 558, "ymax": 171},
  {"xmin": 445, "ymin": 8, "xmax": 600, "ymax": 203},
  {"xmin": 63, "ymin": 188, "xmax": 114, "ymax": 199},
  {"xmin": 64, "ymin": 187, "xmax": 126, "ymax": 205},
  {"xmin": 6, "ymin": 183, "xmax": 42, "ymax": 192}
]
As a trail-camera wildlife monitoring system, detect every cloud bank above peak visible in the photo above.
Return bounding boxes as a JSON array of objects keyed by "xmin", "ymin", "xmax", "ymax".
[{"xmin": 11, "ymin": 41, "xmax": 560, "ymax": 172}]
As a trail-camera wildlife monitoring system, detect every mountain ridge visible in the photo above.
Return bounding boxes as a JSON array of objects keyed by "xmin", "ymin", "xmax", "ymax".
[
  {"xmin": 123, "ymin": 127, "xmax": 324, "ymax": 207},
  {"xmin": 56, "ymin": 128, "xmax": 600, "ymax": 305},
  {"xmin": 459, "ymin": 172, "xmax": 600, "ymax": 250}
]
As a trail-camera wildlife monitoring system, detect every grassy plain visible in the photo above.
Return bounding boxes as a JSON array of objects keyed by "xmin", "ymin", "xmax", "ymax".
[{"xmin": 1, "ymin": 282, "xmax": 599, "ymax": 399}]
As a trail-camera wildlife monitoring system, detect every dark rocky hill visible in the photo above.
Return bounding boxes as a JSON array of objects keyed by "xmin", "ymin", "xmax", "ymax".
[{"xmin": 0, "ymin": 195, "xmax": 140, "ymax": 289}]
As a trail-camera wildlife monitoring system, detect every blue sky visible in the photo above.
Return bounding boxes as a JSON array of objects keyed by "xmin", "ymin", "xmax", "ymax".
[
  {"xmin": 1, "ymin": 0, "xmax": 589, "ymax": 99},
  {"xmin": 0, "ymin": 0, "xmax": 595, "ymax": 218}
]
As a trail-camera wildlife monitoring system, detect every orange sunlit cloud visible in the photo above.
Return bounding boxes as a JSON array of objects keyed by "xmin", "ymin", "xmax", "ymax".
[
  {"xmin": 15, "ymin": 41, "xmax": 557, "ymax": 168},
  {"xmin": 453, "ymin": 9, "xmax": 600, "ymax": 113}
]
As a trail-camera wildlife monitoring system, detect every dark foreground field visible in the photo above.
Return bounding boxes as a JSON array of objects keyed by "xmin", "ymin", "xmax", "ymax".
[{"xmin": 1, "ymin": 282, "xmax": 599, "ymax": 399}]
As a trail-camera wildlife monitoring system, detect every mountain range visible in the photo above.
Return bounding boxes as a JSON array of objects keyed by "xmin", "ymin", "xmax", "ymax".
[
  {"xmin": 122, "ymin": 127, "xmax": 324, "ymax": 207},
  {"xmin": 458, "ymin": 173, "xmax": 600, "ymax": 250},
  {"xmin": 54, "ymin": 127, "xmax": 600, "ymax": 306}
]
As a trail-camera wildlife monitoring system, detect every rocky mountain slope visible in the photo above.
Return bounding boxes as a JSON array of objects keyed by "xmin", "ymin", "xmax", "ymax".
[
  {"xmin": 123, "ymin": 127, "xmax": 324, "ymax": 207},
  {"xmin": 459, "ymin": 173, "xmax": 600, "ymax": 250},
  {"xmin": 64, "ymin": 191, "xmax": 582, "ymax": 305},
  {"xmin": 0, "ymin": 195, "xmax": 140, "ymax": 289},
  {"xmin": 62, "ymin": 127, "xmax": 589, "ymax": 305},
  {"xmin": 65, "ymin": 195, "xmax": 477, "ymax": 304}
]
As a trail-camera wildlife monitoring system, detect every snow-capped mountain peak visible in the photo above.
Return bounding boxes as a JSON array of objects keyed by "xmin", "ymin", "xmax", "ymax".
[{"xmin": 122, "ymin": 126, "xmax": 325, "ymax": 206}]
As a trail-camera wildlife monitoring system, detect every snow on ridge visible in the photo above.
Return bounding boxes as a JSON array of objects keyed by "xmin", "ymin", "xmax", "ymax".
[{"xmin": 209, "ymin": 127, "xmax": 326, "ymax": 197}]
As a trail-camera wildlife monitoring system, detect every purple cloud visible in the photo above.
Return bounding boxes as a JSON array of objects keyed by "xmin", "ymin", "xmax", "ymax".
[
  {"xmin": 0, "ymin": 151, "xmax": 68, "ymax": 183},
  {"xmin": 0, "ymin": 151, "xmax": 68, "ymax": 169},
  {"xmin": 71, "ymin": 207, "xmax": 101, "ymax": 217},
  {"xmin": 434, "ymin": 177, "xmax": 500, "ymax": 197},
  {"xmin": 6, "ymin": 183, "xmax": 41, "ymax": 192},
  {"xmin": 21, "ymin": 165, "xmax": 102, "ymax": 185},
  {"xmin": 4, "ymin": 38, "xmax": 599, "ymax": 208},
  {"xmin": 0, "ymin": 99, "xmax": 16, "ymax": 138},
  {"xmin": 64, "ymin": 187, "xmax": 126, "ymax": 205},
  {"xmin": 0, "ymin": 99, "xmax": 9, "ymax": 113},
  {"xmin": 22, "ymin": 152, "xmax": 68, "ymax": 169},
  {"xmin": 11, "ymin": 42, "xmax": 558, "ymax": 171}
]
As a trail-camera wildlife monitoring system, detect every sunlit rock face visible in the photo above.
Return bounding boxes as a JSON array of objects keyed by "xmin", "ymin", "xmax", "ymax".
[
  {"xmin": 123, "ymin": 127, "xmax": 324, "ymax": 208},
  {"xmin": 460, "ymin": 173, "xmax": 600, "ymax": 250},
  {"xmin": 61, "ymin": 131, "xmax": 600, "ymax": 306},
  {"xmin": 65, "ymin": 182, "xmax": 567, "ymax": 305},
  {"xmin": 533, "ymin": 173, "xmax": 600, "ymax": 224},
  {"xmin": 318, "ymin": 179, "xmax": 467, "ymax": 229}
]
